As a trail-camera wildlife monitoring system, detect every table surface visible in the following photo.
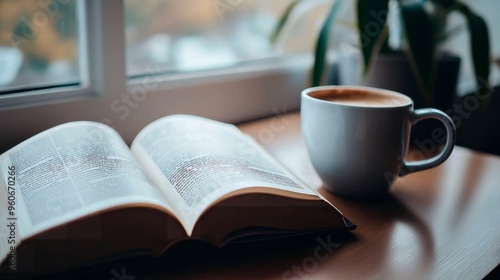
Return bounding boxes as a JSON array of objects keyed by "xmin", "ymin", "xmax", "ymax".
[
  {"xmin": 236, "ymin": 113, "xmax": 500, "ymax": 280},
  {"xmin": 27, "ymin": 113, "xmax": 500, "ymax": 280}
]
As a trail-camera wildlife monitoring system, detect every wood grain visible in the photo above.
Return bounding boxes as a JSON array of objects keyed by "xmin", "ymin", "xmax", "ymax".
[{"xmin": 237, "ymin": 112, "xmax": 500, "ymax": 280}]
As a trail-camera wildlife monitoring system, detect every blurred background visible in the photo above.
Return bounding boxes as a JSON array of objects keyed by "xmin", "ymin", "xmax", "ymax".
[
  {"xmin": 0, "ymin": 0, "xmax": 330, "ymax": 91},
  {"xmin": 0, "ymin": 0, "xmax": 498, "ymax": 92},
  {"xmin": 0, "ymin": 0, "xmax": 499, "ymax": 155},
  {"xmin": 0, "ymin": 0, "xmax": 78, "ymax": 91}
]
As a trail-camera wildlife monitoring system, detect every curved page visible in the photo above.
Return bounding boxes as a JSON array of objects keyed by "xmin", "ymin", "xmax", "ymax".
[
  {"xmin": 0, "ymin": 122, "xmax": 172, "ymax": 265},
  {"xmin": 131, "ymin": 114, "xmax": 317, "ymax": 235}
]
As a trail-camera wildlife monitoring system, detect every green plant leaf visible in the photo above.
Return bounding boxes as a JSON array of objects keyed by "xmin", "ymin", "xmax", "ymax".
[
  {"xmin": 456, "ymin": 3, "xmax": 491, "ymax": 98},
  {"xmin": 400, "ymin": 2, "xmax": 440, "ymax": 106},
  {"xmin": 311, "ymin": 0, "xmax": 345, "ymax": 86},
  {"xmin": 357, "ymin": 0, "xmax": 390, "ymax": 74},
  {"xmin": 270, "ymin": 0, "xmax": 303, "ymax": 45}
]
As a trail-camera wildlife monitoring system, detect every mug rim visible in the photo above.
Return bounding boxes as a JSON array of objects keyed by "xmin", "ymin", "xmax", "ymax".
[{"xmin": 302, "ymin": 85, "xmax": 413, "ymax": 109}]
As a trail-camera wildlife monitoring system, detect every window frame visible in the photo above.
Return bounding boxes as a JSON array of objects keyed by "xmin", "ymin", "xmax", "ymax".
[
  {"xmin": 0, "ymin": 0, "xmax": 311, "ymax": 120},
  {"xmin": 0, "ymin": 0, "xmax": 317, "ymax": 154}
]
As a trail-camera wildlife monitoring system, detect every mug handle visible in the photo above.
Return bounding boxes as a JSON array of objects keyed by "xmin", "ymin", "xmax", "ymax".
[{"xmin": 399, "ymin": 108, "xmax": 456, "ymax": 176}]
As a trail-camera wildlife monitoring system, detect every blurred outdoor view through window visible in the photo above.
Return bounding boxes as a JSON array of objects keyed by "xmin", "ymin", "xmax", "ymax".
[
  {"xmin": 0, "ymin": 0, "xmax": 79, "ymax": 92},
  {"xmin": 125, "ymin": 0, "xmax": 324, "ymax": 77},
  {"xmin": 0, "ymin": 0, "xmax": 326, "ymax": 91},
  {"xmin": 1, "ymin": 0, "xmax": 499, "ymax": 95}
]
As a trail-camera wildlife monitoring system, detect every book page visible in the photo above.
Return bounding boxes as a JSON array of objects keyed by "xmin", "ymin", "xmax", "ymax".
[
  {"xmin": 131, "ymin": 115, "xmax": 316, "ymax": 234},
  {"xmin": 0, "ymin": 121, "xmax": 172, "ymax": 260}
]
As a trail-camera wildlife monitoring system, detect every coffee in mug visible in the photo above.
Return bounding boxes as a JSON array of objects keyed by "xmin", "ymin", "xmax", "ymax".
[
  {"xmin": 301, "ymin": 86, "xmax": 456, "ymax": 200},
  {"xmin": 313, "ymin": 88, "xmax": 408, "ymax": 107}
]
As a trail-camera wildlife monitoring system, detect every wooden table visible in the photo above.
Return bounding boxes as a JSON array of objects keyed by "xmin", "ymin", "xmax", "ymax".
[
  {"xmin": 26, "ymin": 113, "xmax": 500, "ymax": 280},
  {"xmin": 237, "ymin": 113, "xmax": 500, "ymax": 280}
]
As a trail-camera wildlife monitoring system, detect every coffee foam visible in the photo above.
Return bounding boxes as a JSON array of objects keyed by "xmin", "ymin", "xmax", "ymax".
[{"xmin": 310, "ymin": 88, "xmax": 410, "ymax": 107}]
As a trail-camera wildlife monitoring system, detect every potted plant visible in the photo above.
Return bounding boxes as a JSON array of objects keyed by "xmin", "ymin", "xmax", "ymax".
[{"xmin": 272, "ymin": 0, "xmax": 491, "ymax": 109}]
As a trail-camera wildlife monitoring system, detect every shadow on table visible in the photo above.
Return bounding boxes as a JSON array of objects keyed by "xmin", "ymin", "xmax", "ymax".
[
  {"xmin": 318, "ymin": 189, "xmax": 435, "ymax": 278},
  {"xmin": 6, "ymin": 192, "xmax": 437, "ymax": 280},
  {"xmin": 7, "ymin": 230, "xmax": 356, "ymax": 280}
]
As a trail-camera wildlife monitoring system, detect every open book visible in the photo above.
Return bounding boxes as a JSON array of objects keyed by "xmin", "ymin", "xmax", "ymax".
[{"xmin": 0, "ymin": 115, "xmax": 354, "ymax": 273}]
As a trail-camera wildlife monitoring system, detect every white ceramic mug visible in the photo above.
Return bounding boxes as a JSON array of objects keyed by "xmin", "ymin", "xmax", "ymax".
[{"xmin": 301, "ymin": 86, "xmax": 456, "ymax": 200}]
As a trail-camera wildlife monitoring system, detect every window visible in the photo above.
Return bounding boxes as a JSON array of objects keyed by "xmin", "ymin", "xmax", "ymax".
[
  {"xmin": 1, "ymin": 0, "xmax": 499, "ymax": 154},
  {"xmin": 124, "ymin": 0, "xmax": 331, "ymax": 77},
  {"xmin": 0, "ymin": 0, "xmax": 323, "ymax": 151},
  {"xmin": 0, "ymin": 0, "xmax": 81, "ymax": 94},
  {"xmin": 1, "ymin": 0, "xmax": 334, "ymax": 110}
]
